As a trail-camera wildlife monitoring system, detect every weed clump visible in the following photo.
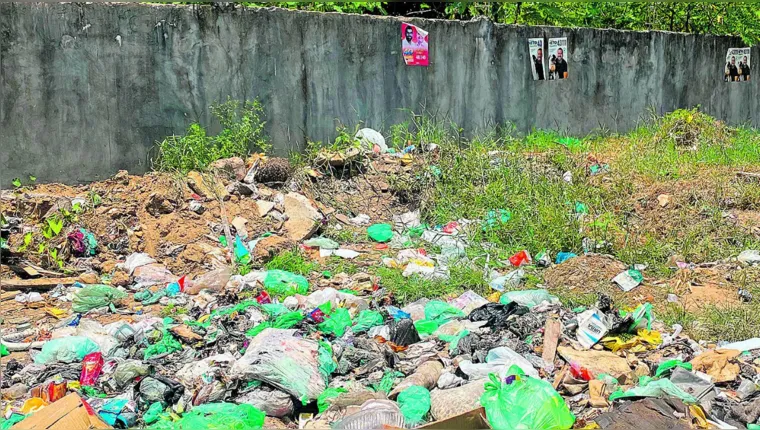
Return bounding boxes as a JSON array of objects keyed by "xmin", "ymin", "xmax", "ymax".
[
  {"xmin": 653, "ymin": 108, "xmax": 733, "ymax": 150},
  {"xmin": 153, "ymin": 99, "xmax": 269, "ymax": 173}
]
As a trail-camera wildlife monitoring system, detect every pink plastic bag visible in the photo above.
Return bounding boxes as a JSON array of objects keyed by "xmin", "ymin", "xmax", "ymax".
[{"xmin": 80, "ymin": 352, "xmax": 104, "ymax": 386}]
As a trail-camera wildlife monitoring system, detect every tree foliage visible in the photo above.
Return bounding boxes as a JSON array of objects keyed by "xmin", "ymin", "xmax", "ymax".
[{"xmin": 228, "ymin": 2, "xmax": 760, "ymax": 45}]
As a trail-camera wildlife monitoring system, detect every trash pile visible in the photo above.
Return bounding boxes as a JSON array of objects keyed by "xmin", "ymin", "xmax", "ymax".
[{"xmin": 3, "ymin": 139, "xmax": 760, "ymax": 429}]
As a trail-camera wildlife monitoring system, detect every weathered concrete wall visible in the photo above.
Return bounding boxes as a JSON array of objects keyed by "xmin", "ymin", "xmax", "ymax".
[{"xmin": 1, "ymin": 3, "xmax": 757, "ymax": 185}]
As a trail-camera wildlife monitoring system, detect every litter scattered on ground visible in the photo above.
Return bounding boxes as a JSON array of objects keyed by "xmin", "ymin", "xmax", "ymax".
[{"xmin": 3, "ymin": 153, "xmax": 760, "ymax": 430}]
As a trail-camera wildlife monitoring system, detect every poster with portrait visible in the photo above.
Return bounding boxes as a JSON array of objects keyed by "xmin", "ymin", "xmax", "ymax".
[
  {"xmin": 528, "ymin": 38, "xmax": 546, "ymax": 81},
  {"xmin": 402, "ymin": 23, "xmax": 429, "ymax": 66},
  {"xmin": 724, "ymin": 48, "xmax": 751, "ymax": 82},
  {"xmin": 548, "ymin": 37, "xmax": 569, "ymax": 80}
]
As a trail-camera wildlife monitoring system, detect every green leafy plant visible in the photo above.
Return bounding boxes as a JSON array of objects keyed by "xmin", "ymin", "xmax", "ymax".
[
  {"xmin": 89, "ymin": 191, "xmax": 103, "ymax": 207},
  {"xmin": 153, "ymin": 99, "xmax": 269, "ymax": 173},
  {"xmin": 18, "ymin": 232, "xmax": 33, "ymax": 252},
  {"xmin": 11, "ymin": 178, "xmax": 21, "ymax": 188}
]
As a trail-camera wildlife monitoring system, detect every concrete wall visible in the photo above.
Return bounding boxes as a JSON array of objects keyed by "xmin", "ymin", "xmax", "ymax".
[{"xmin": 1, "ymin": 3, "xmax": 757, "ymax": 186}]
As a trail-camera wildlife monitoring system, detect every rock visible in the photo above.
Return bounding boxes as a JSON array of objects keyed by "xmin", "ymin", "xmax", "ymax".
[
  {"xmin": 110, "ymin": 270, "xmax": 130, "ymax": 287},
  {"xmin": 209, "ymin": 157, "xmax": 246, "ymax": 181},
  {"xmin": 231, "ymin": 216, "xmax": 249, "ymax": 239},
  {"xmin": 146, "ymin": 193, "xmax": 175, "ymax": 216},
  {"xmin": 255, "ymin": 200, "xmax": 276, "ymax": 217},
  {"xmin": 226, "ymin": 182, "xmax": 258, "ymax": 197},
  {"xmin": 79, "ymin": 272, "xmax": 100, "ymax": 284},
  {"xmin": 657, "ymin": 194, "xmax": 671, "ymax": 207},
  {"xmin": 112, "ymin": 170, "xmax": 130, "ymax": 184},
  {"xmin": 355, "ymin": 128, "xmax": 388, "ymax": 153},
  {"xmin": 282, "ymin": 192, "xmax": 323, "ymax": 241},
  {"xmin": 253, "ymin": 235, "xmax": 295, "ymax": 263},
  {"xmin": 187, "ymin": 171, "xmax": 228, "ymax": 201},
  {"xmin": 180, "ymin": 243, "xmax": 208, "ymax": 264}
]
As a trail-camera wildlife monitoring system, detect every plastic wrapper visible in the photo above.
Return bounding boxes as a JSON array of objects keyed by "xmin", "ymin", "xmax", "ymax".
[
  {"xmin": 72, "ymin": 285, "xmax": 127, "ymax": 313},
  {"xmin": 121, "ymin": 252, "xmax": 157, "ymax": 275},
  {"xmin": 79, "ymin": 352, "xmax": 104, "ymax": 386},
  {"xmin": 186, "ymin": 267, "xmax": 231, "ymax": 295},
  {"xmin": 230, "ymin": 328, "xmax": 325, "ymax": 404},
  {"xmin": 263, "ymin": 270, "xmax": 309, "ymax": 298},
  {"xmin": 449, "ymin": 290, "xmax": 489, "ymax": 316},
  {"xmin": 489, "ymin": 269, "xmax": 524, "ymax": 292},
  {"xmin": 397, "ymin": 385, "xmax": 431, "ymax": 425},
  {"xmin": 34, "ymin": 336, "xmax": 100, "ymax": 364},
  {"xmin": 134, "ymin": 263, "xmax": 176, "ymax": 287},
  {"xmin": 480, "ymin": 369, "xmax": 575, "ymax": 430},
  {"xmin": 333, "ymin": 400, "xmax": 405, "ymax": 430},
  {"xmin": 147, "ymin": 402, "xmax": 265, "ymax": 430}
]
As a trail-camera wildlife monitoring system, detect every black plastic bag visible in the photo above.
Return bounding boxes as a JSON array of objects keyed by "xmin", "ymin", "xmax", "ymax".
[
  {"xmin": 468, "ymin": 302, "xmax": 527, "ymax": 329},
  {"xmin": 389, "ymin": 319, "xmax": 420, "ymax": 347}
]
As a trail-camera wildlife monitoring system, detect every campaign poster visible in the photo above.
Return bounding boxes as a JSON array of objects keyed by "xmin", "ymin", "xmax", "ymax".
[
  {"xmin": 402, "ymin": 23, "xmax": 429, "ymax": 66},
  {"xmin": 548, "ymin": 37, "xmax": 569, "ymax": 80},
  {"xmin": 724, "ymin": 47, "xmax": 751, "ymax": 82},
  {"xmin": 528, "ymin": 38, "xmax": 545, "ymax": 81}
]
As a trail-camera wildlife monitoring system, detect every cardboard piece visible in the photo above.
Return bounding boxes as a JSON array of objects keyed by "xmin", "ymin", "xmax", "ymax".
[
  {"xmin": 418, "ymin": 407, "xmax": 491, "ymax": 429},
  {"xmin": 542, "ymin": 318, "xmax": 562, "ymax": 363},
  {"xmin": 12, "ymin": 393, "xmax": 112, "ymax": 430}
]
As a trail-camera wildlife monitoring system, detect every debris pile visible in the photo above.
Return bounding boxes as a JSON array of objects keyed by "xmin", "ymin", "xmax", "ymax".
[{"xmin": 2, "ymin": 138, "xmax": 760, "ymax": 429}]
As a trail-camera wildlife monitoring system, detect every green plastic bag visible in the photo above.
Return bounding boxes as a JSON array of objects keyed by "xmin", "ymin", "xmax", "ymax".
[
  {"xmin": 143, "ymin": 402, "xmax": 165, "ymax": 425},
  {"xmin": 34, "ymin": 336, "xmax": 100, "ymax": 364},
  {"xmin": 317, "ymin": 387, "xmax": 348, "ymax": 413},
  {"xmin": 0, "ymin": 414, "xmax": 26, "ymax": 430},
  {"xmin": 608, "ymin": 377, "xmax": 697, "ymax": 404},
  {"xmin": 72, "ymin": 284, "xmax": 127, "ymax": 313},
  {"xmin": 245, "ymin": 322, "xmax": 272, "ymax": 338},
  {"xmin": 304, "ymin": 237, "xmax": 340, "ymax": 250},
  {"xmin": 0, "ymin": 343, "xmax": 8, "ymax": 357},
  {"xmin": 480, "ymin": 368, "xmax": 575, "ymax": 430},
  {"xmin": 439, "ymin": 329, "xmax": 470, "ymax": 354},
  {"xmin": 367, "ymin": 224, "xmax": 393, "ymax": 243},
  {"xmin": 424, "ymin": 301, "xmax": 465, "ymax": 325},
  {"xmin": 273, "ymin": 311, "xmax": 304, "ymax": 329},
  {"xmin": 263, "ymin": 270, "xmax": 309, "ymax": 298},
  {"xmin": 352, "ymin": 310, "xmax": 384, "ymax": 333},
  {"xmin": 397, "ymin": 385, "xmax": 431, "ymax": 425},
  {"xmin": 234, "ymin": 236, "xmax": 250, "ymax": 265},
  {"xmin": 371, "ymin": 370, "xmax": 403, "ymax": 394},
  {"xmin": 627, "ymin": 303, "xmax": 653, "ymax": 332},
  {"xmin": 144, "ymin": 330, "xmax": 183, "ymax": 360},
  {"xmin": 318, "ymin": 308, "xmax": 352, "ymax": 337},
  {"xmin": 147, "ymin": 402, "xmax": 265, "ymax": 430},
  {"xmin": 499, "ymin": 289, "xmax": 559, "ymax": 308},
  {"xmin": 414, "ymin": 319, "xmax": 439, "ymax": 336},
  {"xmin": 654, "ymin": 360, "xmax": 693, "ymax": 378},
  {"xmin": 318, "ymin": 341, "xmax": 337, "ymax": 383}
]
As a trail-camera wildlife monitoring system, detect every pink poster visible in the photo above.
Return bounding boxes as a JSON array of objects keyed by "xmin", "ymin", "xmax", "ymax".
[{"xmin": 402, "ymin": 23, "xmax": 429, "ymax": 66}]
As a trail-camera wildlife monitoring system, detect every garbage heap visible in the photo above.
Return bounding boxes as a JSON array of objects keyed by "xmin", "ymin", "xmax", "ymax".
[{"xmin": 2, "ymin": 153, "xmax": 760, "ymax": 429}]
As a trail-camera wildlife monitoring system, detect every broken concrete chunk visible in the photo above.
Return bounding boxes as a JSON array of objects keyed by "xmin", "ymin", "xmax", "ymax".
[
  {"xmin": 256, "ymin": 200, "xmax": 276, "ymax": 217},
  {"xmin": 187, "ymin": 171, "xmax": 228, "ymax": 200},
  {"xmin": 282, "ymin": 192, "xmax": 323, "ymax": 241},
  {"xmin": 209, "ymin": 157, "xmax": 246, "ymax": 181}
]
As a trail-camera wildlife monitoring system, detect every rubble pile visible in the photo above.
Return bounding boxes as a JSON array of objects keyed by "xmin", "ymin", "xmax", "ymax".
[{"xmin": 2, "ymin": 143, "xmax": 760, "ymax": 430}]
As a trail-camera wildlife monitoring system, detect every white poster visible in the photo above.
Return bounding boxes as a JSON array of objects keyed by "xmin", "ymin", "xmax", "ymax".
[
  {"xmin": 528, "ymin": 38, "xmax": 545, "ymax": 81},
  {"xmin": 724, "ymin": 47, "xmax": 751, "ymax": 82},
  {"xmin": 548, "ymin": 37, "xmax": 569, "ymax": 80}
]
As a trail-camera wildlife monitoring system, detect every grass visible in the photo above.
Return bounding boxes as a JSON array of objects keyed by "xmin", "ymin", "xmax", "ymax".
[{"xmin": 265, "ymin": 250, "xmax": 319, "ymax": 276}]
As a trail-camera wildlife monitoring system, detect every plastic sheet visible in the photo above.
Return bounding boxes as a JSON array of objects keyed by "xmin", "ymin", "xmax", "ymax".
[
  {"xmin": 231, "ymin": 329, "xmax": 325, "ymax": 404},
  {"xmin": 34, "ymin": 336, "xmax": 100, "ymax": 364},
  {"xmin": 499, "ymin": 289, "xmax": 559, "ymax": 308},
  {"xmin": 424, "ymin": 300, "xmax": 465, "ymax": 325},
  {"xmin": 72, "ymin": 285, "xmax": 127, "ymax": 313},
  {"xmin": 352, "ymin": 310, "xmax": 384, "ymax": 333},
  {"xmin": 319, "ymin": 308, "xmax": 352, "ymax": 337},
  {"xmin": 237, "ymin": 388, "xmax": 294, "ymax": 417},
  {"xmin": 367, "ymin": 224, "xmax": 393, "ymax": 242},
  {"xmin": 318, "ymin": 387, "xmax": 348, "ymax": 413}
]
